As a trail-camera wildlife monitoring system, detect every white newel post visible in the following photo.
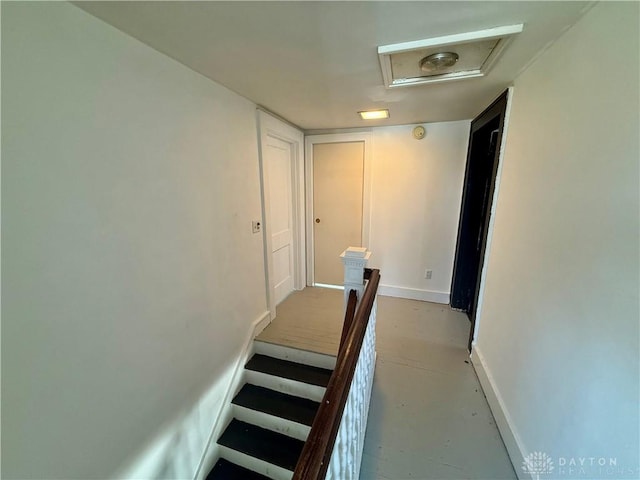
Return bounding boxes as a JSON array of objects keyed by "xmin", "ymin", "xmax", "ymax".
[
  {"xmin": 327, "ymin": 247, "xmax": 376, "ymax": 480},
  {"xmin": 340, "ymin": 247, "xmax": 371, "ymax": 311}
]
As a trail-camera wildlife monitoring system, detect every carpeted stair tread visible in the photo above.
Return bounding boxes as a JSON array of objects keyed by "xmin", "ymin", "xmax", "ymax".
[
  {"xmin": 245, "ymin": 354, "xmax": 332, "ymax": 387},
  {"xmin": 218, "ymin": 419, "xmax": 304, "ymax": 471},
  {"xmin": 233, "ymin": 383, "xmax": 320, "ymax": 426},
  {"xmin": 205, "ymin": 458, "xmax": 271, "ymax": 480}
]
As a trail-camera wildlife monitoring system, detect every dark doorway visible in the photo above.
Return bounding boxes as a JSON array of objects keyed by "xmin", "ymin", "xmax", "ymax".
[{"xmin": 450, "ymin": 90, "xmax": 508, "ymax": 351}]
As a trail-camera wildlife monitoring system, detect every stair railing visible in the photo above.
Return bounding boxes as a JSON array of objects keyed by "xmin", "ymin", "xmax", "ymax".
[
  {"xmin": 339, "ymin": 289, "xmax": 358, "ymax": 351},
  {"xmin": 293, "ymin": 266, "xmax": 380, "ymax": 480}
]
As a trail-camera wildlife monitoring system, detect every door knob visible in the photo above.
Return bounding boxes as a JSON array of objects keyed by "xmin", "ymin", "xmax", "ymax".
[{"xmin": 315, "ymin": 218, "xmax": 321, "ymax": 223}]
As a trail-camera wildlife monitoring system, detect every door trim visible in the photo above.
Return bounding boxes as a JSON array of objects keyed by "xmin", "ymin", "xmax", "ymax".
[
  {"xmin": 451, "ymin": 90, "xmax": 508, "ymax": 350},
  {"xmin": 305, "ymin": 133, "xmax": 372, "ymax": 286},
  {"xmin": 257, "ymin": 110, "xmax": 305, "ymax": 320},
  {"xmin": 449, "ymin": 89, "xmax": 513, "ymax": 351},
  {"xmin": 451, "ymin": 93, "xmax": 508, "ymax": 312},
  {"xmin": 468, "ymin": 88, "xmax": 513, "ymax": 350}
]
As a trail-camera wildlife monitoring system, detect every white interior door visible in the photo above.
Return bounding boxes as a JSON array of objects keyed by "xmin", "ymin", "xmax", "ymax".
[
  {"xmin": 313, "ymin": 142, "xmax": 364, "ymax": 286},
  {"xmin": 266, "ymin": 137, "xmax": 295, "ymax": 304}
]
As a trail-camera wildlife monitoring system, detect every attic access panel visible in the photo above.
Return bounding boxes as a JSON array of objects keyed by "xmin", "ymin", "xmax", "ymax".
[{"xmin": 378, "ymin": 25, "xmax": 523, "ymax": 88}]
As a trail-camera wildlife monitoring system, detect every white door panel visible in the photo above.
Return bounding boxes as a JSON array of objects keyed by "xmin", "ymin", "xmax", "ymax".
[
  {"xmin": 266, "ymin": 137, "xmax": 294, "ymax": 304},
  {"xmin": 313, "ymin": 142, "xmax": 364, "ymax": 286},
  {"xmin": 272, "ymin": 229, "xmax": 291, "ymax": 251}
]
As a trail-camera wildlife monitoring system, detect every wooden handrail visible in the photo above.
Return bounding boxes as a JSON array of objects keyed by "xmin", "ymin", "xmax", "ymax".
[
  {"xmin": 339, "ymin": 289, "xmax": 358, "ymax": 351},
  {"xmin": 364, "ymin": 268, "xmax": 373, "ymax": 280},
  {"xmin": 293, "ymin": 269, "xmax": 380, "ymax": 480}
]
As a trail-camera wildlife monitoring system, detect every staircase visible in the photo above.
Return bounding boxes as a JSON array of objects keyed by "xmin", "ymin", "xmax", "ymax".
[{"xmin": 205, "ymin": 341, "xmax": 337, "ymax": 480}]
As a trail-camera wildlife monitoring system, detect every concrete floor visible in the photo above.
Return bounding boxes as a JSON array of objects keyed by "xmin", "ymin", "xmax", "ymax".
[{"xmin": 257, "ymin": 287, "xmax": 516, "ymax": 480}]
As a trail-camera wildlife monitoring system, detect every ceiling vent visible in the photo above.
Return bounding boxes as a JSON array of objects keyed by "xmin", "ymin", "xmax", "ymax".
[{"xmin": 378, "ymin": 24, "xmax": 523, "ymax": 88}]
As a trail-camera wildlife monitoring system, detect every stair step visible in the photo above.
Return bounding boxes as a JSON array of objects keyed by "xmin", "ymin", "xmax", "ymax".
[
  {"xmin": 245, "ymin": 354, "xmax": 333, "ymax": 387},
  {"xmin": 233, "ymin": 384, "xmax": 320, "ymax": 427},
  {"xmin": 243, "ymin": 369, "xmax": 326, "ymax": 402},
  {"xmin": 217, "ymin": 445, "xmax": 292, "ymax": 480},
  {"xmin": 206, "ymin": 458, "xmax": 271, "ymax": 480},
  {"xmin": 254, "ymin": 341, "xmax": 337, "ymax": 370},
  {"xmin": 218, "ymin": 419, "xmax": 304, "ymax": 471}
]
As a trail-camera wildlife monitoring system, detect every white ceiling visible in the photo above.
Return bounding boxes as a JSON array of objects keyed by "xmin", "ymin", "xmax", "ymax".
[{"xmin": 75, "ymin": 1, "xmax": 591, "ymax": 130}]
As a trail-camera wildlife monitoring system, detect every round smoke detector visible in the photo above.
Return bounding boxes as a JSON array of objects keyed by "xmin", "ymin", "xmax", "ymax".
[{"xmin": 420, "ymin": 52, "xmax": 459, "ymax": 72}]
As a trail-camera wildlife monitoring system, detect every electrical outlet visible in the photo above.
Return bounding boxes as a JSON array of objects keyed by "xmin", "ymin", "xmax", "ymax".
[
  {"xmin": 425, "ymin": 269, "xmax": 433, "ymax": 279},
  {"xmin": 252, "ymin": 221, "xmax": 261, "ymax": 234}
]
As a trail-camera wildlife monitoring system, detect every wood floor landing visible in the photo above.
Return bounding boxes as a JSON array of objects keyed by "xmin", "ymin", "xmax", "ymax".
[{"xmin": 257, "ymin": 287, "xmax": 343, "ymax": 356}]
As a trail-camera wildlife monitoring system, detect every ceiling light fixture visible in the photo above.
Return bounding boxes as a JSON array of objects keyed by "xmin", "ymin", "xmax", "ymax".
[
  {"xmin": 378, "ymin": 24, "xmax": 524, "ymax": 88},
  {"xmin": 358, "ymin": 109, "xmax": 390, "ymax": 120},
  {"xmin": 420, "ymin": 52, "xmax": 459, "ymax": 72}
]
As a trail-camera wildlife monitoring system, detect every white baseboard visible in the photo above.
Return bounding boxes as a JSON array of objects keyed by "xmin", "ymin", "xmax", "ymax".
[
  {"xmin": 471, "ymin": 346, "xmax": 529, "ymax": 480},
  {"xmin": 194, "ymin": 310, "xmax": 271, "ymax": 479},
  {"xmin": 112, "ymin": 311, "xmax": 271, "ymax": 480},
  {"xmin": 253, "ymin": 310, "xmax": 272, "ymax": 338},
  {"xmin": 378, "ymin": 284, "xmax": 450, "ymax": 304}
]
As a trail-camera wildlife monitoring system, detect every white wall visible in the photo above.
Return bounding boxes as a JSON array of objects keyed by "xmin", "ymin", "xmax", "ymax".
[
  {"xmin": 369, "ymin": 122, "xmax": 470, "ymax": 303},
  {"xmin": 473, "ymin": 2, "xmax": 639, "ymax": 477},
  {"xmin": 2, "ymin": 3, "xmax": 268, "ymax": 478}
]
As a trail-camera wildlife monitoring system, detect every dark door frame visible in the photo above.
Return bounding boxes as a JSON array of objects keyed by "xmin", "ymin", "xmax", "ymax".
[{"xmin": 450, "ymin": 90, "xmax": 509, "ymax": 352}]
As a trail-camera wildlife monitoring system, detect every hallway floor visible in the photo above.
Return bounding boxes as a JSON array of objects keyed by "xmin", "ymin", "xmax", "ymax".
[{"xmin": 257, "ymin": 287, "xmax": 516, "ymax": 480}]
